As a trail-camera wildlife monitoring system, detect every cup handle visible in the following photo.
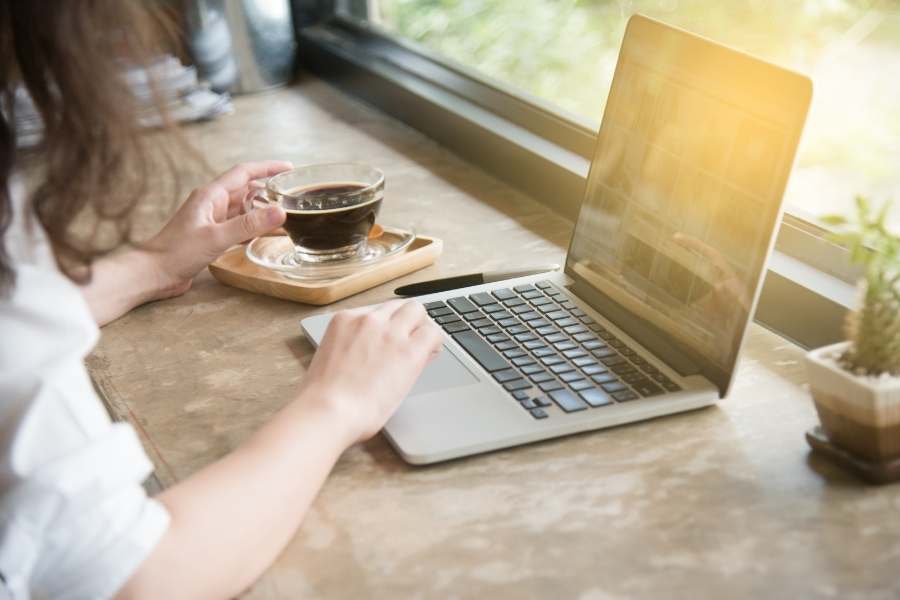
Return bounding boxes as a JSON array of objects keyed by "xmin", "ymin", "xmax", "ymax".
[{"xmin": 242, "ymin": 181, "xmax": 270, "ymax": 214}]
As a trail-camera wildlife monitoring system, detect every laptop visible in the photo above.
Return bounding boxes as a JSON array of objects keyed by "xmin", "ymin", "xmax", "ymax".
[{"xmin": 301, "ymin": 14, "xmax": 812, "ymax": 464}]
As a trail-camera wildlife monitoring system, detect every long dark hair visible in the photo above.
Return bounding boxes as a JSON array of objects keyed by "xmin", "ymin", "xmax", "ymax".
[{"xmin": 0, "ymin": 0, "xmax": 180, "ymax": 292}]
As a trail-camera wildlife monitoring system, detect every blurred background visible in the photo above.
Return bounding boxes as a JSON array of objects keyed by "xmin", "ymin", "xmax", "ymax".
[{"xmin": 352, "ymin": 0, "xmax": 900, "ymax": 232}]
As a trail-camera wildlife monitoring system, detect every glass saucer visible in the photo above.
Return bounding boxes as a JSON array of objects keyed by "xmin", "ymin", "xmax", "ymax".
[{"xmin": 246, "ymin": 225, "xmax": 417, "ymax": 281}]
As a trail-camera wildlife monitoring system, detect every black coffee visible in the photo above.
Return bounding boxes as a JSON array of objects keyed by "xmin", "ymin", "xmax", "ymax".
[{"xmin": 279, "ymin": 182, "xmax": 382, "ymax": 252}]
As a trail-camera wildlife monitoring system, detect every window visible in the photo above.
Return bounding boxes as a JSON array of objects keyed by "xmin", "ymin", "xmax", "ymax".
[{"xmin": 364, "ymin": 0, "xmax": 900, "ymax": 232}]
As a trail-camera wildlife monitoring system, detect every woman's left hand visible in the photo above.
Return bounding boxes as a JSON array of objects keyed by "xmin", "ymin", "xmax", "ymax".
[{"xmin": 143, "ymin": 160, "xmax": 293, "ymax": 299}]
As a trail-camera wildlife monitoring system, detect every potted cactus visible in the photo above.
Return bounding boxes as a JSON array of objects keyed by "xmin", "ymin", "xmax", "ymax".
[{"xmin": 805, "ymin": 196, "xmax": 900, "ymax": 463}]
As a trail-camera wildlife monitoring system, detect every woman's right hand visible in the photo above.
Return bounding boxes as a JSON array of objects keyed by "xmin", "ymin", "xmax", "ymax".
[{"xmin": 298, "ymin": 300, "xmax": 444, "ymax": 446}]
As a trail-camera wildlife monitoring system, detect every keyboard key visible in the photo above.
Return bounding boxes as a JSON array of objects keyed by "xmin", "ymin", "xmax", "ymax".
[
  {"xmin": 559, "ymin": 371, "xmax": 583, "ymax": 383},
  {"xmin": 428, "ymin": 307, "xmax": 454, "ymax": 318},
  {"xmin": 534, "ymin": 395, "xmax": 552, "ymax": 407},
  {"xmin": 600, "ymin": 355, "xmax": 626, "ymax": 366},
  {"xmin": 563, "ymin": 349, "xmax": 587, "ymax": 359},
  {"xmin": 662, "ymin": 380, "xmax": 682, "ymax": 392},
  {"xmin": 503, "ymin": 348, "xmax": 527, "ymax": 358},
  {"xmin": 511, "ymin": 304, "xmax": 533, "ymax": 315},
  {"xmin": 536, "ymin": 326, "xmax": 557, "ymax": 336},
  {"xmin": 435, "ymin": 314, "xmax": 461, "ymax": 325},
  {"xmin": 521, "ymin": 363, "xmax": 544, "ymax": 375},
  {"xmin": 530, "ymin": 408, "xmax": 549, "ymax": 419},
  {"xmin": 493, "ymin": 369, "xmax": 520, "ymax": 383},
  {"xmin": 530, "ymin": 296, "xmax": 552, "ymax": 306},
  {"xmin": 582, "ymin": 340, "xmax": 605, "ymax": 350},
  {"xmin": 482, "ymin": 303, "xmax": 504, "ymax": 313},
  {"xmin": 512, "ymin": 356, "xmax": 536, "ymax": 367},
  {"xmin": 504, "ymin": 379, "xmax": 533, "ymax": 392},
  {"xmin": 612, "ymin": 365, "xmax": 636, "ymax": 376},
  {"xmin": 504, "ymin": 297, "xmax": 526, "ymax": 308},
  {"xmin": 492, "ymin": 288, "xmax": 516, "ymax": 300},
  {"xmin": 519, "ymin": 311, "xmax": 541, "ymax": 321},
  {"xmin": 564, "ymin": 325, "xmax": 588, "ymax": 335},
  {"xmin": 452, "ymin": 330, "xmax": 510, "ymax": 372},
  {"xmin": 548, "ymin": 389, "xmax": 588, "ymax": 413},
  {"xmin": 592, "ymin": 373, "xmax": 617, "ymax": 384},
  {"xmin": 559, "ymin": 300, "xmax": 575, "ymax": 309},
  {"xmin": 533, "ymin": 347, "xmax": 556, "ymax": 357},
  {"xmin": 536, "ymin": 280, "xmax": 552, "ymax": 289},
  {"xmin": 530, "ymin": 372, "xmax": 554, "ymax": 383},
  {"xmin": 555, "ymin": 317, "xmax": 578, "ymax": 327},
  {"xmin": 593, "ymin": 347, "xmax": 617, "ymax": 358},
  {"xmin": 579, "ymin": 315, "xmax": 595, "ymax": 324},
  {"xmin": 612, "ymin": 390, "xmax": 639, "ymax": 402},
  {"xmin": 545, "ymin": 287, "xmax": 562, "ymax": 297},
  {"xmin": 550, "ymin": 363, "xmax": 574, "ymax": 374},
  {"xmin": 512, "ymin": 390, "xmax": 529, "ymax": 401},
  {"xmin": 444, "ymin": 322, "xmax": 470, "ymax": 334},
  {"xmin": 546, "ymin": 333, "xmax": 567, "ymax": 343},
  {"xmin": 553, "ymin": 341, "xmax": 577, "ymax": 351},
  {"xmin": 448, "ymin": 297, "xmax": 478, "ymax": 314},
  {"xmin": 495, "ymin": 340, "xmax": 518, "ymax": 351},
  {"xmin": 571, "ymin": 308, "xmax": 586, "ymax": 317},
  {"xmin": 601, "ymin": 381, "xmax": 627, "ymax": 393},
  {"xmin": 513, "ymin": 284, "xmax": 536, "ymax": 293},
  {"xmin": 463, "ymin": 311, "xmax": 487, "ymax": 322},
  {"xmin": 633, "ymin": 381, "xmax": 664, "ymax": 396},
  {"xmin": 581, "ymin": 364, "xmax": 606, "ymax": 375},
  {"xmin": 608, "ymin": 339, "xmax": 625, "ymax": 349},
  {"xmin": 579, "ymin": 388, "xmax": 614, "ymax": 407},
  {"xmin": 524, "ymin": 340, "xmax": 547, "ymax": 350},
  {"xmin": 573, "ymin": 333, "xmax": 597, "ymax": 342},
  {"xmin": 529, "ymin": 319, "xmax": 550, "ymax": 329},
  {"xmin": 521, "ymin": 398, "xmax": 537, "ymax": 409},
  {"xmin": 622, "ymin": 372, "xmax": 646, "ymax": 384},
  {"xmin": 487, "ymin": 333, "xmax": 510, "ymax": 344},
  {"xmin": 538, "ymin": 304, "xmax": 558, "ymax": 313},
  {"xmin": 497, "ymin": 318, "xmax": 519, "ymax": 328},
  {"xmin": 546, "ymin": 311, "xmax": 568, "ymax": 320},
  {"xmin": 539, "ymin": 380, "xmax": 564, "ymax": 392},
  {"xmin": 572, "ymin": 356, "xmax": 595, "ymax": 367},
  {"xmin": 541, "ymin": 355, "xmax": 564, "ymax": 366},
  {"xmin": 570, "ymin": 379, "xmax": 594, "ymax": 391},
  {"xmin": 469, "ymin": 292, "xmax": 495, "ymax": 306},
  {"xmin": 424, "ymin": 301, "xmax": 447, "ymax": 310},
  {"xmin": 514, "ymin": 332, "xmax": 537, "ymax": 343},
  {"xmin": 472, "ymin": 319, "xmax": 494, "ymax": 329},
  {"xmin": 522, "ymin": 290, "xmax": 543, "ymax": 300}
]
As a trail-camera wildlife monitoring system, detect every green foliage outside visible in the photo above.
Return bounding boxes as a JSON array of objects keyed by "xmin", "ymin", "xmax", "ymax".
[{"xmin": 374, "ymin": 0, "xmax": 900, "ymax": 230}]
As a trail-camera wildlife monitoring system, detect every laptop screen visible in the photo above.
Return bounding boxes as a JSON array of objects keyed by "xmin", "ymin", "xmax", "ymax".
[{"xmin": 565, "ymin": 15, "xmax": 811, "ymax": 395}]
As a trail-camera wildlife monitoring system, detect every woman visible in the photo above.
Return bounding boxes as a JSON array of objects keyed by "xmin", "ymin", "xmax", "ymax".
[{"xmin": 0, "ymin": 2, "xmax": 442, "ymax": 598}]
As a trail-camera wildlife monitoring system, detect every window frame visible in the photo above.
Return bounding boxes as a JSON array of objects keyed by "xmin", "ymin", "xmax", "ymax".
[{"xmin": 292, "ymin": 0, "xmax": 859, "ymax": 349}]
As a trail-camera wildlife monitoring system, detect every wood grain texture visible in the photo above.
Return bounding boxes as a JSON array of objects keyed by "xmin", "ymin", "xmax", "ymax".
[
  {"xmin": 208, "ymin": 235, "xmax": 442, "ymax": 305},
  {"xmin": 87, "ymin": 76, "xmax": 900, "ymax": 599}
]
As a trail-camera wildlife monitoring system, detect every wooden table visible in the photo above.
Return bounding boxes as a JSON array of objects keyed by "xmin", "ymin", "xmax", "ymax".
[{"xmin": 88, "ymin": 76, "xmax": 900, "ymax": 599}]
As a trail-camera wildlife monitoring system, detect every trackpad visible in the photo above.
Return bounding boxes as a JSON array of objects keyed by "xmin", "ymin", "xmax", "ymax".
[{"xmin": 409, "ymin": 345, "xmax": 480, "ymax": 396}]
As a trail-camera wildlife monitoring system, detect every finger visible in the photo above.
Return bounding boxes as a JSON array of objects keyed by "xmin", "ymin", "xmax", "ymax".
[
  {"xmin": 214, "ymin": 161, "xmax": 294, "ymax": 194},
  {"xmin": 409, "ymin": 321, "xmax": 444, "ymax": 363},
  {"xmin": 215, "ymin": 205, "xmax": 286, "ymax": 250},
  {"xmin": 228, "ymin": 180, "xmax": 265, "ymax": 219},
  {"xmin": 372, "ymin": 298, "xmax": 409, "ymax": 319},
  {"xmin": 389, "ymin": 300, "xmax": 429, "ymax": 335}
]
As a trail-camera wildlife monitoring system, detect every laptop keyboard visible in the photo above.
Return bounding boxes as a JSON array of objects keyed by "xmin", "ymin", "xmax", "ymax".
[{"xmin": 424, "ymin": 280, "xmax": 681, "ymax": 420}]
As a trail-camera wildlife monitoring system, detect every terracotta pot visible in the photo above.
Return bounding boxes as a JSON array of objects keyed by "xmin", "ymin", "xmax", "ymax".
[{"xmin": 806, "ymin": 341, "xmax": 900, "ymax": 461}]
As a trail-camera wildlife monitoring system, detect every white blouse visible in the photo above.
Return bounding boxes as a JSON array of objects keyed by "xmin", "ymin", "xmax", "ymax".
[{"xmin": 0, "ymin": 179, "xmax": 169, "ymax": 599}]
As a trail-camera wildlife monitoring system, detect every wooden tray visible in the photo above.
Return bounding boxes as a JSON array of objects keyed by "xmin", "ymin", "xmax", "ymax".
[
  {"xmin": 806, "ymin": 426, "xmax": 900, "ymax": 485},
  {"xmin": 209, "ymin": 234, "xmax": 442, "ymax": 305}
]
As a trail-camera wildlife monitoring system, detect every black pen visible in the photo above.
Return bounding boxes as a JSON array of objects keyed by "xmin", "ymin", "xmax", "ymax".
[{"xmin": 394, "ymin": 265, "xmax": 560, "ymax": 297}]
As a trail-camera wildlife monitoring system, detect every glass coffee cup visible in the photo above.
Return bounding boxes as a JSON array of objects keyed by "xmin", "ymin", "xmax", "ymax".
[{"xmin": 245, "ymin": 163, "xmax": 385, "ymax": 263}]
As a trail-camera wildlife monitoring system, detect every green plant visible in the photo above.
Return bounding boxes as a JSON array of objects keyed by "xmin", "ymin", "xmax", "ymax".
[{"xmin": 822, "ymin": 197, "xmax": 900, "ymax": 376}]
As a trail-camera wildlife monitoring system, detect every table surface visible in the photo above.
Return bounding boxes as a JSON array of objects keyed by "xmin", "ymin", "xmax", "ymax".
[{"xmin": 88, "ymin": 76, "xmax": 900, "ymax": 599}]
